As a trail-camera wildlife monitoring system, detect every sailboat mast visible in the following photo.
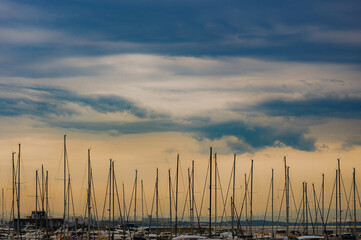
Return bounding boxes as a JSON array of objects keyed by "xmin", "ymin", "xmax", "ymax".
[
  {"xmin": 42, "ymin": 165, "xmax": 44, "ymax": 212},
  {"xmin": 17, "ymin": 144, "xmax": 21, "ymax": 239},
  {"xmin": 214, "ymin": 153, "xmax": 217, "ymax": 234},
  {"xmin": 336, "ymin": 170, "xmax": 338, "ymax": 238},
  {"xmin": 232, "ymin": 154, "xmax": 236, "ymax": 237},
  {"xmin": 142, "ymin": 179, "xmax": 144, "ymax": 227},
  {"xmin": 156, "ymin": 168, "xmax": 159, "ymax": 238},
  {"xmin": 245, "ymin": 173, "xmax": 248, "ymax": 235},
  {"xmin": 188, "ymin": 168, "xmax": 192, "ymax": 233},
  {"xmin": 250, "ymin": 160, "xmax": 253, "ymax": 236},
  {"xmin": 134, "ymin": 170, "xmax": 138, "ymax": 226},
  {"xmin": 63, "ymin": 135, "xmax": 67, "ymax": 232},
  {"xmin": 322, "ymin": 173, "xmax": 325, "ymax": 234},
  {"xmin": 175, "ymin": 154, "xmax": 179, "ymax": 236},
  {"xmin": 192, "ymin": 160, "xmax": 195, "ymax": 235},
  {"xmin": 87, "ymin": 149, "xmax": 91, "ymax": 240},
  {"xmin": 168, "ymin": 169, "xmax": 172, "ymax": 238},
  {"xmin": 271, "ymin": 168, "xmax": 274, "ymax": 238},
  {"xmin": 338, "ymin": 159, "xmax": 341, "ymax": 240},
  {"xmin": 1, "ymin": 188, "xmax": 4, "ymax": 226},
  {"xmin": 12, "ymin": 152, "xmax": 15, "ymax": 240},
  {"xmin": 284, "ymin": 156, "xmax": 289, "ymax": 236},
  {"xmin": 46, "ymin": 171, "xmax": 49, "ymax": 240},
  {"xmin": 112, "ymin": 161, "xmax": 115, "ymax": 240},
  {"xmin": 353, "ymin": 168, "xmax": 356, "ymax": 234},
  {"xmin": 305, "ymin": 182, "xmax": 308, "ymax": 234},
  {"xmin": 109, "ymin": 159, "xmax": 112, "ymax": 240},
  {"xmin": 209, "ymin": 147, "xmax": 212, "ymax": 238},
  {"xmin": 35, "ymin": 170, "xmax": 38, "ymax": 232}
]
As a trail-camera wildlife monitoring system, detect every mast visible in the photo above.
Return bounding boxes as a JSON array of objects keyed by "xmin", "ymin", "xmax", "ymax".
[
  {"xmin": 123, "ymin": 183, "xmax": 126, "ymax": 227},
  {"xmin": 87, "ymin": 149, "xmax": 91, "ymax": 240},
  {"xmin": 284, "ymin": 156, "xmax": 289, "ymax": 236},
  {"xmin": 168, "ymin": 169, "xmax": 172, "ymax": 238},
  {"xmin": 1, "ymin": 188, "xmax": 4, "ymax": 226},
  {"xmin": 245, "ymin": 173, "xmax": 248, "ymax": 235},
  {"xmin": 35, "ymin": 170, "xmax": 38, "ymax": 234},
  {"xmin": 305, "ymin": 182, "xmax": 308, "ymax": 234},
  {"xmin": 67, "ymin": 173, "xmax": 70, "ymax": 233},
  {"xmin": 192, "ymin": 160, "xmax": 195, "ymax": 235},
  {"xmin": 338, "ymin": 159, "xmax": 341, "ymax": 239},
  {"xmin": 17, "ymin": 144, "xmax": 21, "ymax": 239},
  {"xmin": 250, "ymin": 160, "xmax": 253, "ymax": 236},
  {"xmin": 188, "ymin": 168, "xmax": 192, "ymax": 233},
  {"xmin": 175, "ymin": 154, "xmax": 179, "ymax": 236},
  {"xmin": 109, "ymin": 159, "xmax": 112, "ymax": 240},
  {"xmin": 271, "ymin": 168, "xmax": 274, "ymax": 238},
  {"xmin": 12, "ymin": 152, "xmax": 15, "ymax": 240},
  {"xmin": 313, "ymin": 183, "xmax": 318, "ymax": 235},
  {"xmin": 63, "ymin": 135, "xmax": 67, "ymax": 234},
  {"xmin": 41, "ymin": 165, "xmax": 45, "ymax": 230},
  {"xmin": 46, "ymin": 171, "xmax": 49, "ymax": 240},
  {"xmin": 336, "ymin": 170, "xmax": 338, "ymax": 238},
  {"xmin": 303, "ymin": 182, "xmax": 305, "ymax": 232},
  {"xmin": 156, "ymin": 168, "xmax": 159, "ymax": 238},
  {"xmin": 141, "ymin": 179, "xmax": 144, "ymax": 227},
  {"xmin": 42, "ymin": 165, "xmax": 45, "ymax": 212},
  {"xmin": 134, "ymin": 170, "xmax": 138, "ymax": 226},
  {"xmin": 214, "ymin": 153, "xmax": 217, "ymax": 234},
  {"xmin": 353, "ymin": 168, "xmax": 356, "ymax": 235},
  {"xmin": 112, "ymin": 161, "xmax": 115, "ymax": 240},
  {"xmin": 232, "ymin": 154, "xmax": 236, "ymax": 237},
  {"xmin": 209, "ymin": 147, "xmax": 212, "ymax": 238},
  {"xmin": 322, "ymin": 173, "xmax": 325, "ymax": 234}
]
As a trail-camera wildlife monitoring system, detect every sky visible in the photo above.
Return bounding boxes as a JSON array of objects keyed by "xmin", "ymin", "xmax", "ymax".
[{"xmin": 0, "ymin": 0, "xmax": 361, "ymax": 221}]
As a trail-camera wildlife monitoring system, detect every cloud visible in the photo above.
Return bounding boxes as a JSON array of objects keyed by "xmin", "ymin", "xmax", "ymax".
[
  {"xmin": 1, "ymin": 0, "xmax": 361, "ymax": 65},
  {"xmin": 341, "ymin": 137, "xmax": 361, "ymax": 151},
  {"xmin": 0, "ymin": 83, "xmax": 319, "ymax": 153},
  {"xmin": 252, "ymin": 96, "xmax": 361, "ymax": 119},
  {"xmin": 0, "ymin": 84, "xmax": 160, "ymax": 119}
]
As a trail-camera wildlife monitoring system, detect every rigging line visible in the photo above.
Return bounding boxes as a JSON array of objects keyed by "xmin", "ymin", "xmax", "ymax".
[
  {"xmin": 341, "ymin": 176, "xmax": 353, "ymax": 232},
  {"xmin": 355, "ymin": 183, "xmax": 361, "ymax": 208},
  {"xmin": 340, "ymin": 174, "xmax": 352, "ymax": 233},
  {"xmin": 262, "ymin": 178, "xmax": 272, "ymax": 235},
  {"xmin": 216, "ymin": 161, "xmax": 227, "ymax": 228},
  {"xmin": 100, "ymin": 169, "xmax": 110, "ymax": 228},
  {"xmin": 143, "ymin": 184, "xmax": 149, "ymax": 217},
  {"xmin": 91, "ymin": 171, "xmax": 100, "ymax": 228},
  {"xmin": 199, "ymin": 159, "xmax": 209, "ymax": 218},
  {"xmin": 148, "ymin": 180, "xmax": 157, "ymax": 234},
  {"xmin": 179, "ymin": 184, "xmax": 189, "ymax": 224},
  {"xmin": 237, "ymin": 171, "xmax": 251, "ymax": 222},
  {"xmin": 193, "ymin": 190, "xmax": 201, "ymax": 229},
  {"xmin": 126, "ymin": 175, "xmax": 136, "ymax": 222},
  {"xmin": 306, "ymin": 192, "xmax": 315, "ymax": 234},
  {"xmin": 275, "ymin": 180, "xmax": 285, "ymax": 233},
  {"xmin": 114, "ymin": 175, "xmax": 124, "ymax": 224},
  {"xmin": 69, "ymin": 177, "xmax": 78, "ymax": 237},
  {"xmin": 289, "ymin": 178, "xmax": 299, "ymax": 215},
  {"xmin": 237, "ymin": 175, "xmax": 247, "ymax": 223},
  {"xmin": 325, "ymin": 177, "xmax": 336, "ymax": 226},
  {"xmin": 312, "ymin": 184, "xmax": 326, "ymax": 230},
  {"xmin": 293, "ymin": 196, "xmax": 303, "ymax": 232},
  {"xmin": 122, "ymin": 183, "xmax": 128, "ymax": 223},
  {"xmin": 220, "ymin": 162, "xmax": 233, "ymax": 225}
]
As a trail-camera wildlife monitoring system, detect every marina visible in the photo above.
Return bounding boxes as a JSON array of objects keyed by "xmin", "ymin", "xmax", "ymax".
[{"xmin": 0, "ymin": 136, "xmax": 359, "ymax": 240}]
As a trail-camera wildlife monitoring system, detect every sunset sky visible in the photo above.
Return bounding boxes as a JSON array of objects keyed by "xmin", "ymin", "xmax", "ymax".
[{"xmin": 0, "ymin": 0, "xmax": 361, "ymax": 220}]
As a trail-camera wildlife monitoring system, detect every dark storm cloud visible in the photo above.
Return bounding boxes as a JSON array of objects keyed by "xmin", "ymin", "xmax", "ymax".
[
  {"xmin": 0, "ymin": 84, "xmax": 160, "ymax": 119},
  {"xmin": 0, "ymin": 0, "xmax": 361, "ymax": 79},
  {"xmin": 252, "ymin": 97, "xmax": 361, "ymax": 119},
  {"xmin": 0, "ymin": 84, "xmax": 318, "ymax": 153}
]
